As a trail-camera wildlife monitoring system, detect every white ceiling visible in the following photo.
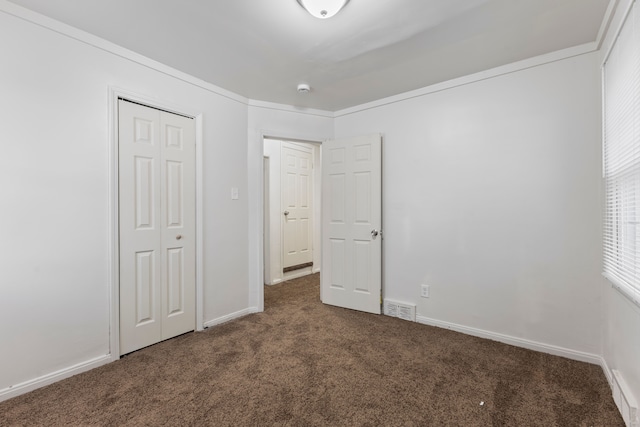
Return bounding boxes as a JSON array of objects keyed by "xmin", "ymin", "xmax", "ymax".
[{"xmin": 8, "ymin": 0, "xmax": 611, "ymax": 111}]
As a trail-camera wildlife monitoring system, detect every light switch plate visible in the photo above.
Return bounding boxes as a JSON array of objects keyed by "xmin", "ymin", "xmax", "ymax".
[{"xmin": 231, "ymin": 187, "xmax": 239, "ymax": 200}]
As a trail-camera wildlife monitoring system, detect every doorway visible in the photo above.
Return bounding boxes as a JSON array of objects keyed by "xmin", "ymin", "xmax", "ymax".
[
  {"xmin": 118, "ymin": 99, "xmax": 196, "ymax": 355},
  {"xmin": 263, "ymin": 138, "xmax": 321, "ymax": 286}
]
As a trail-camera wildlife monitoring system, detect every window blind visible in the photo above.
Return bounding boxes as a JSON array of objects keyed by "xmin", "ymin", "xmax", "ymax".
[{"xmin": 603, "ymin": 0, "xmax": 640, "ymax": 306}]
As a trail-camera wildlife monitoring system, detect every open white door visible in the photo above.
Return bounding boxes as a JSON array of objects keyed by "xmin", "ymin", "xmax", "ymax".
[{"xmin": 321, "ymin": 134, "xmax": 382, "ymax": 314}]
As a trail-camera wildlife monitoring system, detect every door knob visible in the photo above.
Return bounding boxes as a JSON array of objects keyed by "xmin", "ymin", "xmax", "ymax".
[
  {"xmin": 371, "ymin": 229, "xmax": 379, "ymax": 239},
  {"xmin": 284, "ymin": 211, "xmax": 290, "ymax": 216},
  {"xmin": 176, "ymin": 235, "xmax": 183, "ymax": 240}
]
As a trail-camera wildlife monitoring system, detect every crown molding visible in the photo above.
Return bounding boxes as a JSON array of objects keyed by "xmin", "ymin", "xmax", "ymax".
[
  {"xmin": 0, "ymin": 0, "xmax": 248, "ymax": 105},
  {"xmin": 248, "ymin": 99, "xmax": 335, "ymax": 118},
  {"xmin": 2, "ymin": 0, "xmax": 615, "ymax": 119},
  {"xmin": 334, "ymin": 42, "xmax": 598, "ymax": 118},
  {"xmin": 596, "ymin": 0, "xmax": 620, "ymax": 49}
]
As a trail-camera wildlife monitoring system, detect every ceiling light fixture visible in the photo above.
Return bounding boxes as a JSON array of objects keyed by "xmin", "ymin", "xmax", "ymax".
[
  {"xmin": 296, "ymin": 0, "xmax": 350, "ymax": 19},
  {"xmin": 297, "ymin": 83, "xmax": 311, "ymax": 93}
]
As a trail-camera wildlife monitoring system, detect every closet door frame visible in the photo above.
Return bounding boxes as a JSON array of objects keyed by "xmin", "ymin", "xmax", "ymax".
[{"xmin": 107, "ymin": 87, "xmax": 204, "ymax": 360}]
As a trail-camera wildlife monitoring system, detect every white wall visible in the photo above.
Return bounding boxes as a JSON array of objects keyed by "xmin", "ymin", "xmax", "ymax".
[
  {"xmin": 247, "ymin": 104, "xmax": 333, "ymax": 310},
  {"xmin": 0, "ymin": 6, "xmax": 249, "ymax": 396},
  {"xmin": 600, "ymin": 0, "xmax": 640, "ymax": 404},
  {"xmin": 335, "ymin": 52, "xmax": 604, "ymax": 359}
]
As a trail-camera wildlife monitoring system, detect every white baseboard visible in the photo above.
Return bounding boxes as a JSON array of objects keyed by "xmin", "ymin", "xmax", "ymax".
[
  {"xmin": 416, "ymin": 314, "xmax": 635, "ymax": 426},
  {"xmin": 282, "ymin": 268, "xmax": 313, "ymax": 282},
  {"xmin": 203, "ymin": 307, "xmax": 259, "ymax": 329},
  {"xmin": 266, "ymin": 267, "xmax": 319, "ymax": 286},
  {"xmin": 415, "ymin": 316, "xmax": 635, "ymax": 426},
  {"xmin": 600, "ymin": 356, "xmax": 614, "ymax": 386},
  {"xmin": 0, "ymin": 354, "xmax": 113, "ymax": 403},
  {"xmin": 601, "ymin": 359, "xmax": 640, "ymax": 427},
  {"xmin": 415, "ymin": 315, "xmax": 602, "ymax": 365},
  {"xmin": 0, "ymin": 307, "xmax": 261, "ymax": 404}
]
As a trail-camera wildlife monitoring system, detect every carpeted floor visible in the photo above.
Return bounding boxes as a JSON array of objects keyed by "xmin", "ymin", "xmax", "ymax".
[{"xmin": 0, "ymin": 273, "xmax": 623, "ymax": 426}]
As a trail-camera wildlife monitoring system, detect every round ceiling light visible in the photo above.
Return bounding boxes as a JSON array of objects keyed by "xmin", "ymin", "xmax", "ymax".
[{"xmin": 296, "ymin": 0, "xmax": 350, "ymax": 19}]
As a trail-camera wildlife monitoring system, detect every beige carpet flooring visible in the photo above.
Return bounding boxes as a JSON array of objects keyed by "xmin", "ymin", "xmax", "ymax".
[{"xmin": 0, "ymin": 273, "xmax": 623, "ymax": 426}]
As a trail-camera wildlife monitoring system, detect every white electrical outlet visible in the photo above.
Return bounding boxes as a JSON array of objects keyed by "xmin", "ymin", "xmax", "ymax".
[{"xmin": 421, "ymin": 284, "xmax": 430, "ymax": 298}]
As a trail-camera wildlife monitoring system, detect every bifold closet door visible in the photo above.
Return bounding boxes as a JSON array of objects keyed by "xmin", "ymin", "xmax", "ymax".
[{"xmin": 118, "ymin": 99, "xmax": 195, "ymax": 355}]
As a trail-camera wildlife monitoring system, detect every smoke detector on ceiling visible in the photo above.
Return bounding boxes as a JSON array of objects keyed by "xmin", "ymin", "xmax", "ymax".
[{"xmin": 297, "ymin": 83, "xmax": 311, "ymax": 93}]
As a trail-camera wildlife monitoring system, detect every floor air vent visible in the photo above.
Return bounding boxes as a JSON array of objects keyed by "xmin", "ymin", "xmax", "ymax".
[{"xmin": 384, "ymin": 299, "xmax": 416, "ymax": 322}]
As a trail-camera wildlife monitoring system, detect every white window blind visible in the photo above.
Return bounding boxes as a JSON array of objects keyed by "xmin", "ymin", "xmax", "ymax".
[{"xmin": 603, "ymin": 0, "xmax": 640, "ymax": 306}]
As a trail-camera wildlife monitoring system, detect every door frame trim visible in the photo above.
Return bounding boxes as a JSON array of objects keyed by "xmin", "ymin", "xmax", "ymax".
[
  {"xmin": 108, "ymin": 87, "xmax": 204, "ymax": 360},
  {"xmin": 255, "ymin": 131, "xmax": 323, "ymax": 312}
]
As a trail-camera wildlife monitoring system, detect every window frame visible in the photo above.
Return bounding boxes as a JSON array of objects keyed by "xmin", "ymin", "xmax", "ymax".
[{"xmin": 602, "ymin": 0, "xmax": 640, "ymax": 308}]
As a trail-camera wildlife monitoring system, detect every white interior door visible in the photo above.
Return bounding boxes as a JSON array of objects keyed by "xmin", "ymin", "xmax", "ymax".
[
  {"xmin": 321, "ymin": 134, "xmax": 382, "ymax": 314},
  {"xmin": 281, "ymin": 142, "xmax": 313, "ymax": 270},
  {"xmin": 119, "ymin": 99, "xmax": 195, "ymax": 355}
]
